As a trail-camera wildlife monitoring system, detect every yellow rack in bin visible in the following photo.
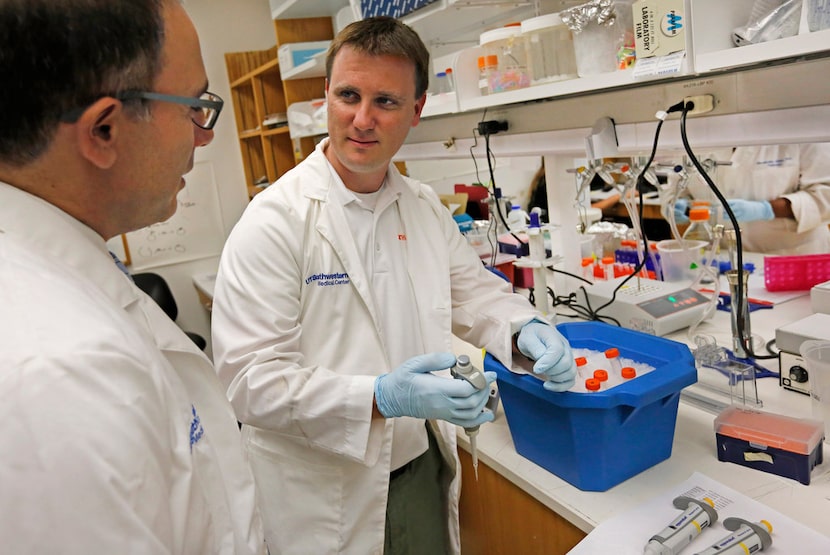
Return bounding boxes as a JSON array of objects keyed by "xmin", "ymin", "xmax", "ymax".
[{"xmin": 484, "ymin": 321, "xmax": 697, "ymax": 491}]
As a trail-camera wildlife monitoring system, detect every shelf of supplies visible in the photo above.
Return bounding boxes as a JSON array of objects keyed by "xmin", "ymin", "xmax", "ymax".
[
  {"xmin": 694, "ymin": 28, "xmax": 830, "ymax": 73},
  {"xmin": 239, "ymin": 129, "xmax": 261, "ymax": 139}
]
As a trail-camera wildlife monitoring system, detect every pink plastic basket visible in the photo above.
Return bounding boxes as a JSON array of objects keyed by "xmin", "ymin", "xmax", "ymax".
[{"xmin": 764, "ymin": 254, "xmax": 830, "ymax": 291}]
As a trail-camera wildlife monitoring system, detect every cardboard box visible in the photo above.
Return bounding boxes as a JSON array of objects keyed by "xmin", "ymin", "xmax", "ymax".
[
  {"xmin": 633, "ymin": 0, "xmax": 686, "ymax": 58},
  {"xmin": 485, "ymin": 321, "xmax": 697, "ymax": 491}
]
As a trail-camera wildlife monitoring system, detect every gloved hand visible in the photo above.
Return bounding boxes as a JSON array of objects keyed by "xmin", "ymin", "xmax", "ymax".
[
  {"xmin": 516, "ymin": 321, "xmax": 577, "ymax": 392},
  {"xmin": 672, "ymin": 198, "xmax": 689, "ymax": 224},
  {"xmin": 374, "ymin": 352, "xmax": 496, "ymax": 428},
  {"xmin": 725, "ymin": 199, "xmax": 774, "ymax": 222}
]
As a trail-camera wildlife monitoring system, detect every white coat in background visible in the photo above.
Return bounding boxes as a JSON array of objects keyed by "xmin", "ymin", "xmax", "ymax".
[
  {"xmin": 716, "ymin": 143, "xmax": 830, "ymax": 254},
  {"xmin": 212, "ymin": 139, "xmax": 541, "ymax": 555},
  {"xmin": 0, "ymin": 182, "xmax": 265, "ymax": 554}
]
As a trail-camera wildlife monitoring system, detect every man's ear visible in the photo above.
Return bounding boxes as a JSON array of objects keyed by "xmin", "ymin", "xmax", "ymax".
[{"xmin": 75, "ymin": 98, "xmax": 122, "ymax": 169}]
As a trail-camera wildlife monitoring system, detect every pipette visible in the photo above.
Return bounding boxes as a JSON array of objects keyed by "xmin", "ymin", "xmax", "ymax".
[
  {"xmin": 451, "ymin": 355, "xmax": 489, "ymax": 480},
  {"xmin": 693, "ymin": 517, "xmax": 772, "ymax": 555},
  {"xmin": 644, "ymin": 496, "xmax": 718, "ymax": 555}
]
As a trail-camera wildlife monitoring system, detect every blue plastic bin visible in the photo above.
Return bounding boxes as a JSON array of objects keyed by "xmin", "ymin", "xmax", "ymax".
[{"xmin": 485, "ymin": 321, "xmax": 697, "ymax": 491}]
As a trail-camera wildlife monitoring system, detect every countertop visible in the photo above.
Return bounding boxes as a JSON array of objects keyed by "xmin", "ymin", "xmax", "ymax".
[{"xmin": 453, "ymin": 281, "xmax": 830, "ymax": 539}]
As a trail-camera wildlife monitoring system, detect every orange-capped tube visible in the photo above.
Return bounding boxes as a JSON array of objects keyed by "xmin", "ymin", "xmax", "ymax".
[
  {"xmin": 604, "ymin": 347, "xmax": 623, "ymax": 376},
  {"xmin": 585, "ymin": 378, "xmax": 601, "ymax": 391},
  {"xmin": 575, "ymin": 356, "xmax": 588, "ymax": 379},
  {"xmin": 593, "ymin": 369, "xmax": 608, "ymax": 382},
  {"xmin": 621, "ymin": 366, "xmax": 637, "ymax": 379},
  {"xmin": 601, "ymin": 256, "xmax": 615, "ymax": 280}
]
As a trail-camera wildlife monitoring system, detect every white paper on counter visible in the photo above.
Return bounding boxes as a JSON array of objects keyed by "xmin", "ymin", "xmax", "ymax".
[{"xmin": 568, "ymin": 471, "xmax": 830, "ymax": 554}]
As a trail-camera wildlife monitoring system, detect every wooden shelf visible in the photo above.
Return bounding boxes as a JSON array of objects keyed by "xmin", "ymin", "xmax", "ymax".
[{"xmin": 225, "ymin": 16, "xmax": 334, "ymax": 199}]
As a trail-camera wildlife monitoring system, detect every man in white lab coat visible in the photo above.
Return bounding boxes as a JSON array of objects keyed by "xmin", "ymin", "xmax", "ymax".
[
  {"xmin": 0, "ymin": 1, "xmax": 265, "ymax": 553},
  {"xmin": 212, "ymin": 16, "xmax": 577, "ymax": 555}
]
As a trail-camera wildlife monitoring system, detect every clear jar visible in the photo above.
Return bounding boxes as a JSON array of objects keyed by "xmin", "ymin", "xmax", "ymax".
[
  {"xmin": 480, "ymin": 23, "xmax": 531, "ymax": 93},
  {"xmin": 521, "ymin": 13, "xmax": 578, "ymax": 85},
  {"xmin": 562, "ymin": 0, "xmax": 636, "ymax": 77}
]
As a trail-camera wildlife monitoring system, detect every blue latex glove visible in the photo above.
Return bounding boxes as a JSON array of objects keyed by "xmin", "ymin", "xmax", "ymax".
[
  {"xmin": 374, "ymin": 352, "xmax": 496, "ymax": 428},
  {"xmin": 725, "ymin": 199, "xmax": 774, "ymax": 222},
  {"xmin": 516, "ymin": 321, "xmax": 577, "ymax": 392},
  {"xmin": 672, "ymin": 198, "xmax": 689, "ymax": 224}
]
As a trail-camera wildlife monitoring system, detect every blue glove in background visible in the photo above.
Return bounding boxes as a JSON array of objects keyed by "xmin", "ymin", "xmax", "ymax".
[
  {"xmin": 516, "ymin": 321, "xmax": 577, "ymax": 392},
  {"xmin": 374, "ymin": 352, "xmax": 496, "ymax": 428},
  {"xmin": 672, "ymin": 198, "xmax": 689, "ymax": 224},
  {"xmin": 725, "ymin": 199, "xmax": 774, "ymax": 222}
]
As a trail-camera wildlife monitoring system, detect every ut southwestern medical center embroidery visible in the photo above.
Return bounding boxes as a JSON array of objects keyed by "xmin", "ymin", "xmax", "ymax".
[
  {"xmin": 305, "ymin": 272, "xmax": 350, "ymax": 287},
  {"xmin": 190, "ymin": 405, "xmax": 204, "ymax": 452}
]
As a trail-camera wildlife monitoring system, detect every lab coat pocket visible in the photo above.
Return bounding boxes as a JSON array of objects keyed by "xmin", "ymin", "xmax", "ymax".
[{"xmin": 245, "ymin": 430, "xmax": 344, "ymax": 554}]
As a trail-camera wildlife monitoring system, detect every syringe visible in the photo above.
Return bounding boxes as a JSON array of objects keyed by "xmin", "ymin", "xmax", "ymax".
[
  {"xmin": 451, "ymin": 355, "xmax": 489, "ymax": 480},
  {"xmin": 644, "ymin": 496, "xmax": 718, "ymax": 555},
  {"xmin": 692, "ymin": 517, "xmax": 773, "ymax": 555}
]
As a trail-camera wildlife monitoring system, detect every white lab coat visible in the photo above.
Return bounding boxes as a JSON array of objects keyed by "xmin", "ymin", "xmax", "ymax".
[
  {"xmin": 0, "ymin": 183, "xmax": 265, "ymax": 554},
  {"xmin": 716, "ymin": 144, "xmax": 830, "ymax": 254},
  {"xmin": 212, "ymin": 139, "xmax": 540, "ymax": 554}
]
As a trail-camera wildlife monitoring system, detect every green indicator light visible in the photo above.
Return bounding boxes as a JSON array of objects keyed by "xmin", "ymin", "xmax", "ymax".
[{"xmin": 668, "ymin": 296, "xmax": 676, "ymax": 302}]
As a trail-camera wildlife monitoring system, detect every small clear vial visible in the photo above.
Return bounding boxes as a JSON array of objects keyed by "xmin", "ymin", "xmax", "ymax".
[
  {"xmin": 581, "ymin": 257, "xmax": 594, "ymax": 282},
  {"xmin": 444, "ymin": 67, "xmax": 454, "ymax": 92},
  {"xmin": 433, "ymin": 71, "xmax": 449, "ymax": 95},
  {"xmin": 601, "ymin": 256, "xmax": 615, "ymax": 280},
  {"xmin": 574, "ymin": 356, "xmax": 588, "ymax": 379},
  {"xmin": 604, "ymin": 347, "xmax": 623, "ymax": 377},
  {"xmin": 478, "ymin": 54, "xmax": 498, "ymax": 96}
]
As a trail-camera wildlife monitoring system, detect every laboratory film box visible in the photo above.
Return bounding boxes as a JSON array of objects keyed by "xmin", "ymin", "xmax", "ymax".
[
  {"xmin": 485, "ymin": 321, "xmax": 697, "ymax": 492},
  {"xmin": 714, "ymin": 406, "xmax": 824, "ymax": 485}
]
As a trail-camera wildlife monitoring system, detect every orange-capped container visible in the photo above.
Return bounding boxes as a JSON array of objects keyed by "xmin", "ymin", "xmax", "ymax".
[{"xmin": 714, "ymin": 406, "xmax": 824, "ymax": 485}]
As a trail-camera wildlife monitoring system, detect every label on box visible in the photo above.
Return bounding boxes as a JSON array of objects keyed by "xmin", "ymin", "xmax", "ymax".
[{"xmin": 633, "ymin": 0, "xmax": 685, "ymax": 58}]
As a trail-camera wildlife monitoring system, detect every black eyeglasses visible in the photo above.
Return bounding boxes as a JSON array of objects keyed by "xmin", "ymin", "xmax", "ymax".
[{"xmin": 61, "ymin": 90, "xmax": 224, "ymax": 130}]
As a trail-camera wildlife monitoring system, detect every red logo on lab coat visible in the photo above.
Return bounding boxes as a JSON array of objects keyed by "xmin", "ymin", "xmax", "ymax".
[{"xmin": 397, "ymin": 234, "xmax": 407, "ymax": 241}]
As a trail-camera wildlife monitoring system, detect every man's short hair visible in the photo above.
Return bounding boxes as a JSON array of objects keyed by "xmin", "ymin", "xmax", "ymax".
[
  {"xmin": 326, "ymin": 16, "xmax": 430, "ymax": 99},
  {"xmin": 0, "ymin": 0, "xmax": 168, "ymax": 166}
]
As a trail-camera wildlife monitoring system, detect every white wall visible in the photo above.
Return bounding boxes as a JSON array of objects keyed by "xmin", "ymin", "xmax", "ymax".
[{"xmin": 142, "ymin": 0, "xmax": 275, "ymax": 358}]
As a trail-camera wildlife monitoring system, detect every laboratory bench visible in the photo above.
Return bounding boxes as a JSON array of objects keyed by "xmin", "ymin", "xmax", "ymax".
[{"xmin": 452, "ymin": 285, "xmax": 830, "ymax": 554}]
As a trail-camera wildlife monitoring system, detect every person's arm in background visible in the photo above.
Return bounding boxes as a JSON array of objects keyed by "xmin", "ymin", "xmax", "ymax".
[
  {"xmin": 591, "ymin": 192, "xmax": 621, "ymax": 211},
  {"xmin": 726, "ymin": 143, "xmax": 830, "ymax": 230},
  {"xmin": 781, "ymin": 143, "xmax": 830, "ymax": 232}
]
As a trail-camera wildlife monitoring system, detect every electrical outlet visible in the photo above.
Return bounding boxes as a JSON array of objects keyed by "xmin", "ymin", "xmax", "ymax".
[{"xmin": 683, "ymin": 94, "xmax": 715, "ymax": 115}]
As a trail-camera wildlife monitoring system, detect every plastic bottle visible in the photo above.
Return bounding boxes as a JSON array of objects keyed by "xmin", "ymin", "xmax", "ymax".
[
  {"xmin": 478, "ymin": 55, "xmax": 497, "ymax": 96},
  {"xmin": 506, "ymin": 204, "xmax": 528, "ymax": 231},
  {"xmin": 433, "ymin": 71, "xmax": 449, "ymax": 95},
  {"xmin": 682, "ymin": 207, "xmax": 715, "ymax": 281}
]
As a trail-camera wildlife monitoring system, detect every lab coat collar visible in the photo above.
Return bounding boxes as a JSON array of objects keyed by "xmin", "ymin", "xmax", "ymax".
[
  {"xmin": 0, "ymin": 182, "xmax": 204, "ymax": 356},
  {"xmin": 0, "ymin": 182, "xmax": 138, "ymax": 308}
]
